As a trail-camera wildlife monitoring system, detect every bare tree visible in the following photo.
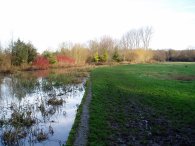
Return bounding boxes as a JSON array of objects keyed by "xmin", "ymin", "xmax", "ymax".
[
  {"xmin": 99, "ymin": 36, "xmax": 115, "ymax": 51},
  {"xmin": 88, "ymin": 39, "xmax": 99, "ymax": 60},
  {"xmin": 121, "ymin": 28, "xmax": 143, "ymax": 50},
  {"xmin": 120, "ymin": 34, "xmax": 129, "ymax": 50},
  {"xmin": 0, "ymin": 41, "xmax": 2, "ymax": 52},
  {"xmin": 98, "ymin": 36, "xmax": 116, "ymax": 61},
  {"xmin": 71, "ymin": 43, "xmax": 89, "ymax": 64},
  {"xmin": 127, "ymin": 30, "xmax": 136, "ymax": 49},
  {"xmin": 120, "ymin": 29, "xmax": 141, "ymax": 61},
  {"xmin": 134, "ymin": 29, "xmax": 142, "ymax": 48},
  {"xmin": 121, "ymin": 31, "xmax": 133, "ymax": 50},
  {"xmin": 88, "ymin": 40, "xmax": 99, "ymax": 51},
  {"xmin": 59, "ymin": 41, "xmax": 73, "ymax": 50},
  {"xmin": 140, "ymin": 26, "xmax": 153, "ymax": 49}
]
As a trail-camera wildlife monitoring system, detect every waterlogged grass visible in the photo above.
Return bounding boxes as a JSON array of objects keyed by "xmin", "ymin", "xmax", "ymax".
[
  {"xmin": 0, "ymin": 66, "xmax": 91, "ymax": 145},
  {"xmin": 47, "ymin": 67, "xmax": 91, "ymax": 86},
  {"xmin": 48, "ymin": 72, "xmax": 87, "ymax": 85},
  {"xmin": 88, "ymin": 63, "xmax": 195, "ymax": 145}
]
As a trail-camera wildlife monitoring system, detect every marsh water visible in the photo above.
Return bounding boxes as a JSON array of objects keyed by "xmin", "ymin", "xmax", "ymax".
[{"xmin": 0, "ymin": 70, "xmax": 86, "ymax": 146}]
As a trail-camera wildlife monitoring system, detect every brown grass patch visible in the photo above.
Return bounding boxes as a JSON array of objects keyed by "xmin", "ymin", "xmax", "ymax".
[
  {"xmin": 144, "ymin": 72, "xmax": 195, "ymax": 82},
  {"xmin": 173, "ymin": 75, "xmax": 195, "ymax": 81}
]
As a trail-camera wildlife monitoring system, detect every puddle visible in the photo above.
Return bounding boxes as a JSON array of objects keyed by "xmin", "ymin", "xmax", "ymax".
[{"xmin": 0, "ymin": 72, "xmax": 86, "ymax": 146}]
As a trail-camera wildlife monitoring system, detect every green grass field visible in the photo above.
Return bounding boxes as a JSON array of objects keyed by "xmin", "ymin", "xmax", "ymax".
[{"xmin": 88, "ymin": 63, "xmax": 195, "ymax": 146}]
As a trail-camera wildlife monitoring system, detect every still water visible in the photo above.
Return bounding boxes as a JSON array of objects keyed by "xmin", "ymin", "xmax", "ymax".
[{"xmin": 0, "ymin": 71, "xmax": 86, "ymax": 146}]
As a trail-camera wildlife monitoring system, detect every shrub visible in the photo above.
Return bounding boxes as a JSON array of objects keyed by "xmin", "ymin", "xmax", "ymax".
[
  {"xmin": 11, "ymin": 39, "xmax": 37, "ymax": 66},
  {"xmin": 93, "ymin": 52, "xmax": 99, "ymax": 63},
  {"xmin": 128, "ymin": 49, "xmax": 154, "ymax": 63},
  {"xmin": 99, "ymin": 51, "xmax": 108, "ymax": 62},
  {"xmin": 42, "ymin": 51, "xmax": 57, "ymax": 64},
  {"xmin": 112, "ymin": 51, "xmax": 121, "ymax": 62},
  {"xmin": 56, "ymin": 55, "xmax": 75, "ymax": 64},
  {"xmin": 32, "ymin": 56, "xmax": 49, "ymax": 69}
]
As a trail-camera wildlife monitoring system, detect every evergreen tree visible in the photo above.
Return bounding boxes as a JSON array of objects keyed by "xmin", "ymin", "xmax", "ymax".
[
  {"xmin": 27, "ymin": 43, "xmax": 37, "ymax": 63},
  {"xmin": 11, "ymin": 39, "xmax": 37, "ymax": 66},
  {"xmin": 112, "ymin": 50, "xmax": 121, "ymax": 62},
  {"xmin": 100, "ymin": 51, "xmax": 108, "ymax": 62},
  {"xmin": 93, "ymin": 52, "xmax": 99, "ymax": 63}
]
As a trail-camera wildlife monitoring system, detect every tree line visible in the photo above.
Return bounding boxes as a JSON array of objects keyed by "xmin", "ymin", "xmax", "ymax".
[{"xmin": 0, "ymin": 26, "xmax": 195, "ymax": 72}]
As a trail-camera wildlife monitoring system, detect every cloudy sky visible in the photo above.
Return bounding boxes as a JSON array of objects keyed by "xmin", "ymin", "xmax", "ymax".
[{"xmin": 0, "ymin": 0, "xmax": 195, "ymax": 52}]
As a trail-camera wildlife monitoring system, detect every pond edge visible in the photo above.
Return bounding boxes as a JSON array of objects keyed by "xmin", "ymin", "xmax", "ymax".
[{"xmin": 65, "ymin": 78, "xmax": 90, "ymax": 146}]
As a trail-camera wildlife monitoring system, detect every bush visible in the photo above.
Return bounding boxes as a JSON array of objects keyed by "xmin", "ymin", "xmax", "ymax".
[
  {"xmin": 112, "ymin": 51, "xmax": 121, "ymax": 62},
  {"xmin": 128, "ymin": 49, "xmax": 154, "ymax": 63},
  {"xmin": 32, "ymin": 56, "xmax": 49, "ymax": 69},
  {"xmin": 93, "ymin": 52, "xmax": 99, "ymax": 63},
  {"xmin": 42, "ymin": 51, "xmax": 57, "ymax": 64},
  {"xmin": 11, "ymin": 39, "xmax": 37, "ymax": 66},
  {"xmin": 99, "ymin": 51, "xmax": 108, "ymax": 62}
]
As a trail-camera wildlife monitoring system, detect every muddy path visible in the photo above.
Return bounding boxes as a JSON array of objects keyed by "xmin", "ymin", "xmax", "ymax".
[{"xmin": 74, "ymin": 81, "xmax": 92, "ymax": 146}]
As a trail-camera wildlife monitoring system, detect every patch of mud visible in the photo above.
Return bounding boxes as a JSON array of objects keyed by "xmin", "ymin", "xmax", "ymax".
[
  {"xmin": 173, "ymin": 75, "xmax": 195, "ymax": 81},
  {"xmin": 108, "ymin": 101, "xmax": 195, "ymax": 146}
]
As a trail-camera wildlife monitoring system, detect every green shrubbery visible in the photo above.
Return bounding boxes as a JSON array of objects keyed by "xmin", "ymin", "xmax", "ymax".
[
  {"xmin": 42, "ymin": 51, "xmax": 57, "ymax": 64},
  {"xmin": 11, "ymin": 39, "xmax": 37, "ymax": 66}
]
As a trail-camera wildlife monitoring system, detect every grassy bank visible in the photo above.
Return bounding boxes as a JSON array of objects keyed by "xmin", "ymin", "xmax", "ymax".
[{"xmin": 88, "ymin": 63, "xmax": 195, "ymax": 145}]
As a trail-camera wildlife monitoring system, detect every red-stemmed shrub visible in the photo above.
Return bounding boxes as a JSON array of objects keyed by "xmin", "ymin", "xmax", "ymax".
[
  {"xmin": 32, "ymin": 56, "xmax": 49, "ymax": 69},
  {"xmin": 56, "ymin": 55, "xmax": 75, "ymax": 64}
]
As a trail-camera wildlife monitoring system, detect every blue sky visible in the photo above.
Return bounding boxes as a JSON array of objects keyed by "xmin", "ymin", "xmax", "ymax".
[{"xmin": 0, "ymin": 0, "xmax": 195, "ymax": 52}]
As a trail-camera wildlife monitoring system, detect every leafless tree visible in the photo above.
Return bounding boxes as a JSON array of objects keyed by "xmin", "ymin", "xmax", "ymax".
[
  {"xmin": 121, "ymin": 29, "xmax": 142, "ymax": 50},
  {"xmin": 121, "ymin": 32, "xmax": 132, "ymax": 50},
  {"xmin": 120, "ymin": 34, "xmax": 129, "ymax": 50},
  {"xmin": 99, "ymin": 36, "xmax": 115, "ymax": 52},
  {"xmin": 140, "ymin": 26, "xmax": 153, "ymax": 49},
  {"xmin": 71, "ymin": 43, "xmax": 89, "ymax": 64},
  {"xmin": 120, "ymin": 30, "xmax": 138, "ymax": 61},
  {"xmin": 59, "ymin": 41, "xmax": 73, "ymax": 51},
  {"xmin": 88, "ymin": 39, "xmax": 99, "ymax": 52},
  {"xmin": 134, "ymin": 29, "xmax": 142, "ymax": 48},
  {"xmin": 88, "ymin": 39, "xmax": 99, "ymax": 60},
  {"xmin": 127, "ymin": 30, "xmax": 136, "ymax": 49},
  {"xmin": 0, "ymin": 41, "xmax": 2, "ymax": 52}
]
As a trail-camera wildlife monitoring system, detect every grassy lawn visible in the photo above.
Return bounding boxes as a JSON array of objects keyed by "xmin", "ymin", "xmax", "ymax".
[{"xmin": 88, "ymin": 63, "xmax": 195, "ymax": 146}]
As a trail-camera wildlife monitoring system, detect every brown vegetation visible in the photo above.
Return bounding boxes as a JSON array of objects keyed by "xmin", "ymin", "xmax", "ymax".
[
  {"xmin": 37, "ymin": 131, "xmax": 48, "ymax": 141},
  {"xmin": 48, "ymin": 97, "xmax": 63, "ymax": 105},
  {"xmin": 173, "ymin": 75, "xmax": 195, "ymax": 81}
]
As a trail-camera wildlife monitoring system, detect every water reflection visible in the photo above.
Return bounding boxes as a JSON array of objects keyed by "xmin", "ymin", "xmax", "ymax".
[{"xmin": 0, "ymin": 71, "xmax": 85, "ymax": 146}]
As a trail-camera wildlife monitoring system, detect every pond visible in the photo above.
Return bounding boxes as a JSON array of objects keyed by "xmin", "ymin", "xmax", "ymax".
[{"xmin": 0, "ymin": 70, "xmax": 87, "ymax": 146}]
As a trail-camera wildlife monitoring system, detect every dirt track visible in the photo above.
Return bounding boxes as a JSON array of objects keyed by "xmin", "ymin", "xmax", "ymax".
[{"xmin": 74, "ymin": 81, "xmax": 92, "ymax": 146}]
